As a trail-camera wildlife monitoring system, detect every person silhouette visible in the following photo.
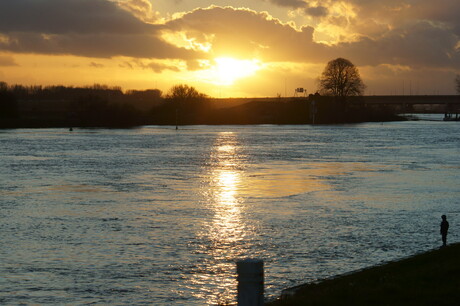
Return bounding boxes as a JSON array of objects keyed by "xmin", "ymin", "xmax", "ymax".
[{"xmin": 440, "ymin": 215, "xmax": 449, "ymax": 247}]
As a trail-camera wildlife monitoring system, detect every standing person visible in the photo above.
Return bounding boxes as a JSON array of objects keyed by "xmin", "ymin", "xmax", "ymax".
[{"xmin": 440, "ymin": 215, "xmax": 449, "ymax": 247}]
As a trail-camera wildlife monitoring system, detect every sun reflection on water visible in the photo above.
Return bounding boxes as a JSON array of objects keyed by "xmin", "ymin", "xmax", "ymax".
[
  {"xmin": 191, "ymin": 132, "xmax": 249, "ymax": 305},
  {"xmin": 211, "ymin": 169, "xmax": 245, "ymax": 245}
]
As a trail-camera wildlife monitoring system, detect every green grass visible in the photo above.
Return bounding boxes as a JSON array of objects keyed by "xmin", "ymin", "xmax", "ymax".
[{"xmin": 268, "ymin": 243, "xmax": 460, "ymax": 306}]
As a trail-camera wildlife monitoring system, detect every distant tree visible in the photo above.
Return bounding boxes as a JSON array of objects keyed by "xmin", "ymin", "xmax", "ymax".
[
  {"xmin": 166, "ymin": 84, "xmax": 207, "ymax": 104},
  {"xmin": 319, "ymin": 58, "xmax": 366, "ymax": 100},
  {"xmin": 0, "ymin": 81, "xmax": 7, "ymax": 91},
  {"xmin": 456, "ymin": 74, "xmax": 460, "ymax": 95},
  {"xmin": 0, "ymin": 81, "xmax": 18, "ymax": 119},
  {"xmin": 162, "ymin": 84, "xmax": 209, "ymax": 126}
]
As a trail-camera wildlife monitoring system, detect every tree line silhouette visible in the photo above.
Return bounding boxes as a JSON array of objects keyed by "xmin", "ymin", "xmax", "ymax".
[
  {"xmin": 0, "ymin": 82, "xmax": 164, "ymax": 127},
  {"xmin": 0, "ymin": 58, "xmax": 408, "ymax": 128},
  {"xmin": 0, "ymin": 81, "xmax": 402, "ymax": 128}
]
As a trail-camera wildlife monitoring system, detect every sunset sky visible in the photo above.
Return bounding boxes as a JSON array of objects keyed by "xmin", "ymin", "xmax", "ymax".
[{"xmin": 0, "ymin": 0, "xmax": 459, "ymax": 97}]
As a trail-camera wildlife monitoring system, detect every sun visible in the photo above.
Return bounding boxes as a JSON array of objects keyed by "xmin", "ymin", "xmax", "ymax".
[
  {"xmin": 213, "ymin": 57, "xmax": 261, "ymax": 85},
  {"xmin": 191, "ymin": 57, "xmax": 262, "ymax": 90}
]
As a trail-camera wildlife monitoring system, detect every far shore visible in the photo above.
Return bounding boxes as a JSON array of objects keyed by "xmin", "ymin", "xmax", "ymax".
[
  {"xmin": 1, "ymin": 96, "xmax": 408, "ymax": 128},
  {"xmin": 268, "ymin": 243, "xmax": 460, "ymax": 305}
]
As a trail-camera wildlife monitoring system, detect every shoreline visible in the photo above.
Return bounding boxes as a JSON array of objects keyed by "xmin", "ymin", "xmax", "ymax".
[{"xmin": 268, "ymin": 243, "xmax": 460, "ymax": 305}]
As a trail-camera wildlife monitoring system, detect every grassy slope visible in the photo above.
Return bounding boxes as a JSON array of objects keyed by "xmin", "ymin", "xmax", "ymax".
[{"xmin": 268, "ymin": 243, "xmax": 460, "ymax": 306}]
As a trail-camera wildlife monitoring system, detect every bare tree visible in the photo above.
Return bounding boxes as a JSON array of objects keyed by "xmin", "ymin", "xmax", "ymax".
[
  {"xmin": 456, "ymin": 74, "xmax": 460, "ymax": 95},
  {"xmin": 166, "ymin": 84, "xmax": 207, "ymax": 103},
  {"xmin": 319, "ymin": 58, "xmax": 366, "ymax": 99}
]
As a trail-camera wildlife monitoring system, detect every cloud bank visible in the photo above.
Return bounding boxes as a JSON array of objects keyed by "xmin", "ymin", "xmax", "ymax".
[
  {"xmin": 165, "ymin": 5, "xmax": 459, "ymax": 69},
  {"xmin": 0, "ymin": 0, "xmax": 198, "ymax": 59},
  {"xmin": 0, "ymin": 0, "xmax": 458, "ymax": 73}
]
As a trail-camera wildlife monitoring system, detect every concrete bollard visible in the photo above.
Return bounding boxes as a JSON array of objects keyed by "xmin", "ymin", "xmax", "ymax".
[{"xmin": 237, "ymin": 259, "xmax": 264, "ymax": 306}]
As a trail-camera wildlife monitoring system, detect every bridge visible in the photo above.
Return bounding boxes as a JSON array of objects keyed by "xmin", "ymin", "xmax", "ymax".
[
  {"xmin": 354, "ymin": 95, "xmax": 460, "ymax": 115},
  {"xmin": 211, "ymin": 95, "xmax": 460, "ymax": 115}
]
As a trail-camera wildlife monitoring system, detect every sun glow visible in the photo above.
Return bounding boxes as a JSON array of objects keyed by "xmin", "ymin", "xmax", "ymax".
[{"xmin": 213, "ymin": 57, "xmax": 261, "ymax": 85}]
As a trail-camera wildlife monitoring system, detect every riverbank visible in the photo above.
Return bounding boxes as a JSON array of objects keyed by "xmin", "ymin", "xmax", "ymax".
[
  {"xmin": 1, "ymin": 94, "xmax": 406, "ymax": 128},
  {"xmin": 268, "ymin": 243, "xmax": 460, "ymax": 306}
]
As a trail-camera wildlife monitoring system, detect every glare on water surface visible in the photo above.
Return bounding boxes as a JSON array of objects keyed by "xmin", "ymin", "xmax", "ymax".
[
  {"xmin": 1, "ymin": 123, "xmax": 459, "ymax": 305},
  {"xmin": 191, "ymin": 132, "xmax": 248, "ymax": 304}
]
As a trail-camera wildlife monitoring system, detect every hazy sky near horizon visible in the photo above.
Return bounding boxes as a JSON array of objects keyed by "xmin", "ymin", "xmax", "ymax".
[{"xmin": 0, "ymin": 0, "xmax": 459, "ymax": 97}]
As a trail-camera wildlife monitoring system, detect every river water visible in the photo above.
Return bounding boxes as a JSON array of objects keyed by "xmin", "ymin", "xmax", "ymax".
[{"xmin": 1, "ymin": 119, "xmax": 459, "ymax": 305}]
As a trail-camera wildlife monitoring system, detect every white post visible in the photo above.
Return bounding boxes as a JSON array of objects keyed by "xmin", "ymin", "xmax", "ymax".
[{"xmin": 237, "ymin": 259, "xmax": 264, "ymax": 306}]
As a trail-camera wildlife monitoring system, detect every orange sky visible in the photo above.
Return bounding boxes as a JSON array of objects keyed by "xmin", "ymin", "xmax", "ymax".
[{"xmin": 0, "ymin": 0, "xmax": 459, "ymax": 97}]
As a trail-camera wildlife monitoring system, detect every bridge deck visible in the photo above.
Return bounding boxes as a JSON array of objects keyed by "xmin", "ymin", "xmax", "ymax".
[{"xmin": 359, "ymin": 95, "xmax": 460, "ymax": 105}]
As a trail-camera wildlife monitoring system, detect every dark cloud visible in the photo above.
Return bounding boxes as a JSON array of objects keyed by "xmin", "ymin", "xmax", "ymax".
[
  {"xmin": 0, "ymin": 32, "xmax": 197, "ymax": 59},
  {"xmin": 0, "ymin": 0, "xmax": 458, "ymax": 73},
  {"xmin": 268, "ymin": 0, "xmax": 328, "ymax": 17},
  {"xmin": 0, "ymin": 0, "xmax": 151, "ymax": 34},
  {"xmin": 90, "ymin": 62, "xmax": 104, "ymax": 68},
  {"xmin": 165, "ymin": 6, "xmax": 323, "ymax": 62},
  {"xmin": 118, "ymin": 59, "xmax": 180, "ymax": 72},
  {"xmin": 334, "ymin": 21, "xmax": 460, "ymax": 69},
  {"xmin": 0, "ymin": 55, "xmax": 17, "ymax": 66},
  {"xmin": 0, "ymin": 0, "xmax": 201, "ymax": 60},
  {"xmin": 269, "ymin": 0, "xmax": 306, "ymax": 9},
  {"xmin": 135, "ymin": 60, "xmax": 181, "ymax": 73},
  {"xmin": 165, "ymin": 5, "xmax": 459, "ymax": 69},
  {"xmin": 304, "ymin": 6, "xmax": 328, "ymax": 17},
  {"xmin": 351, "ymin": 0, "xmax": 460, "ymax": 24},
  {"xmin": 267, "ymin": 0, "xmax": 460, "ymax": 36},
  {"xmin": 332, "ymin": 0, "xmax": 460, "ymax": 37},
  {"xmin": 145, "ymin": 62, "xmax": 180, "ymax": 73},
  {"xmin": 119, "ymin": 61, "xmax": 135, "ymax": 69},
  {"xmin": 404, "ymin": 0, "xmax": 460, "ymax": 35},
  {"xmin": 117, "ymin": 0, "xmax": 156, "ymax": 22}
]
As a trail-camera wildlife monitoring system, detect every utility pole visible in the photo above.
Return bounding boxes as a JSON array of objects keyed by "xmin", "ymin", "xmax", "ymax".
[{"xmin": 284, "ymin": 78, "xmax": 287, "ymax": 98}]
